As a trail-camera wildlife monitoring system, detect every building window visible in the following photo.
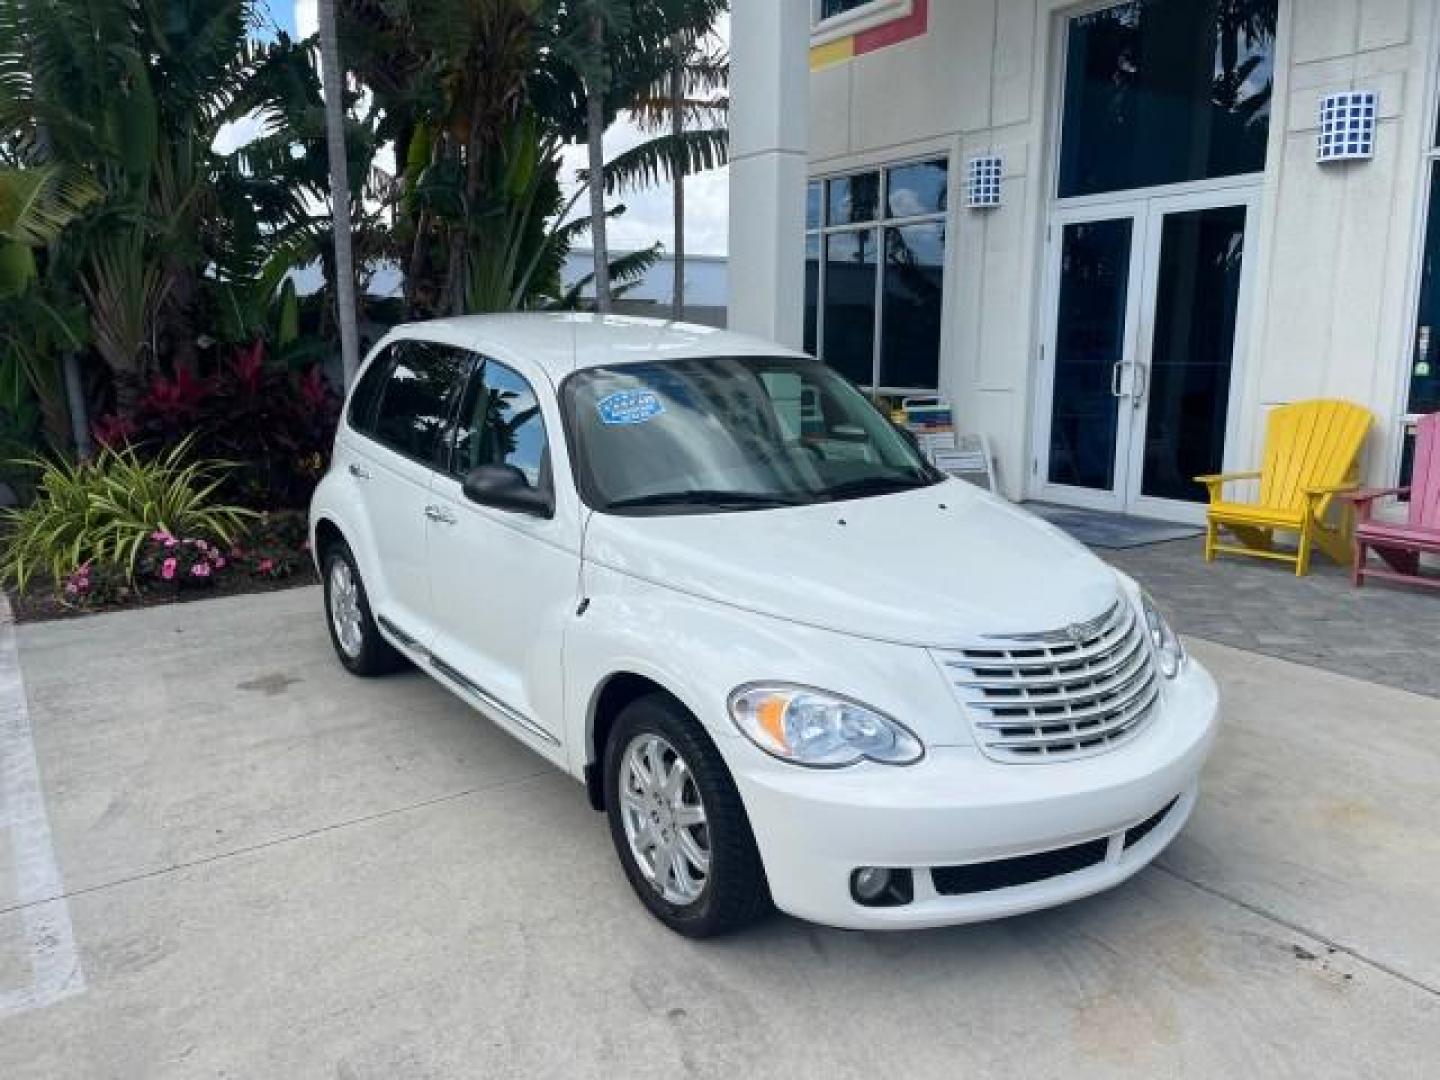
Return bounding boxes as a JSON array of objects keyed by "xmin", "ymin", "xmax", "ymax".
[
  {"xmin": 1402, "ymin": 119, "xmax": 1440, "ymax": 486},
  {"xmin": 812, "ymin": 0, "xmax": 913, "ymax": 40},
  {"xmin": 804, "ymin": 158, "xmax": 948, "ymax": 392},
  {"xmin": 819, "ymin": 0, "xmax": 872, "ymax": 19},
  {"xmin": 1058, "ymin": 0, "xmax": 1278, "ymax": 199}
]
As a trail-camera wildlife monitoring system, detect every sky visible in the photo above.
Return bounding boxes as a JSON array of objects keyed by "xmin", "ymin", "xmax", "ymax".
[{"xmin": 256, "ymin": 1, "xmax": 731, "ymax": 256}]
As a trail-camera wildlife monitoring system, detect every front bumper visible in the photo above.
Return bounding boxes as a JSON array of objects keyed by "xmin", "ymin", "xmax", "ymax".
[{"xmin": 728, "ymin": 658, "xmax": 1219, "ymax": 930}]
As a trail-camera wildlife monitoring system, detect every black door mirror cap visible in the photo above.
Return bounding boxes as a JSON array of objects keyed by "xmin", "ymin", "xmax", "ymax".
[{"xmin": 461, "ymin": 464, "xmax": 555, "ymax": 518}]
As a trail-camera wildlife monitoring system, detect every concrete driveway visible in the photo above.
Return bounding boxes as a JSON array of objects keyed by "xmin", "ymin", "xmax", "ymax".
[{"xmin": 1, "ymin": 587, "xmax": 1437, "ymax": 1079}]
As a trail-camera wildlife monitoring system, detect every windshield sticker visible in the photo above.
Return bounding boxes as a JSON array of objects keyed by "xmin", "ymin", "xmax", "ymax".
[{"xmin": 597, "ymin": 389, "xmax": 665, "ymax": 426}]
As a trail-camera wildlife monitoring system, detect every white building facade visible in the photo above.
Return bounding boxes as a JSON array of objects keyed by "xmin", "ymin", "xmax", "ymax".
[{"xmin": 731, "ymin": 0, "xmax": 1440, "ymax": 520}]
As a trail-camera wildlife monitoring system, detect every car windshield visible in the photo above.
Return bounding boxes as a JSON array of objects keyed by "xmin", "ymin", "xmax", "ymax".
[{"xmin": 562, "ymin": 356, "xmax": 942, "ymax": 514}]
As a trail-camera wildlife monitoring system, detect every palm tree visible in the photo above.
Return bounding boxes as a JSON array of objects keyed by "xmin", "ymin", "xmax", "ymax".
[
  {"xmin": 0, "ymin": 0, "xmax": 325, "ymax": 420},
  {"xmin": 585, "ymin": 9, "xmax": 613, "ymax": 314},
  {"xmin": 318, "ymin": 0, "xmax": 361, "ymax": 388},
  {"xmin": 623, "ymin": 5, "xmax": 727, "ymax": 320}
]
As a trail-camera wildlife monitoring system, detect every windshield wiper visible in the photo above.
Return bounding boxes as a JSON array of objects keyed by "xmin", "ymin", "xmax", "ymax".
[
  {"xmin": 604, "ymin": 489, "xmax": 806, "ymax": 512},
  {"xmin": 820, "ymin": 475, "xmax": 935, "ymax": 502}
]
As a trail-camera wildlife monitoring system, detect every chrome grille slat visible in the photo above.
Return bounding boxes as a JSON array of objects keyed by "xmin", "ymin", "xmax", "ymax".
[
  {"xmin": 934, "ymin": 599, "xmax": 1161, "ymax": 763},
  {"xmin": 982, "ymin": 681, "xmax": 1160, "ymax": 750},
  {"xmin": 948, "ymin": 629, "xmax": 1147, "ymax": 693},
  {"xmin": 955, "ymin": 607, "xmax": 1134, "ymax": 671},
  {"xmin": 972, "ymin": 668, "xmax": 1158, "ymax": 729},
  {"xmin": 966, "ymin": 645, "xmax": 1152, "ymax": 716}
]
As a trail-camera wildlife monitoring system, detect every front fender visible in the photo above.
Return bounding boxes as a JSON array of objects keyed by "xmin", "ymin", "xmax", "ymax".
[{"xmin": 564, "ymin": 563, "xmax": 969, "ymax": 779}]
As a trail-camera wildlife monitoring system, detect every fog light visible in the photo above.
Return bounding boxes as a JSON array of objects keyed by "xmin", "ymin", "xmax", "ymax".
[
  {"xmin": 850, "ymin": 866, "xmax": 914, "ymax": 907},
  {"xmin": 853, "ymin": 867, "xmax": 892, "ymax": 902}
]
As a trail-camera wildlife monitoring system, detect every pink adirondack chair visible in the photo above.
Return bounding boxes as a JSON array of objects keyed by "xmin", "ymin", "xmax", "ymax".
[{"xmin": 1344, "ymin": 412, "xmax": 1440, "ymax": 590}]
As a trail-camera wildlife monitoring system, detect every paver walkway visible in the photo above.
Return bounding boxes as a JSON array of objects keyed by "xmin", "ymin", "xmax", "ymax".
[{"xmin": 1102, "ymin": 538, "xmax": 1439, "ymax": 698}]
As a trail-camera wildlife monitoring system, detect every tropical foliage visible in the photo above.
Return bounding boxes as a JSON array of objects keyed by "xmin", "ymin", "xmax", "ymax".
[
  {"xmin": 0, "ymin": 0, "xmax": 730, "ymax": 611},
  {"xmin": 0, "ymin": 438, "xmax": 252, "ymax": 592}
]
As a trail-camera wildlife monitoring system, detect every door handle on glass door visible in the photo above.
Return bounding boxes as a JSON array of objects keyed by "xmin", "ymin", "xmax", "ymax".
[
  {"xmin": 1132, "ymin": 364, "xmax": 1149, "ymax": 406},
  {"xmin": 424, "ymin": 505, "xmax": 457, "ymax": 525},
  {"xmin": 348, "ymin": 463, "xmax": 371, "ymax": 480},
  {"xmin": 1111, "ymin": 361, "xmax": 1126, "ymax": 398}
]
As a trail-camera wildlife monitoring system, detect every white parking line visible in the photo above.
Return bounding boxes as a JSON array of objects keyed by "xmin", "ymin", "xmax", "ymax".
[{"xmin": 0, "ymin": 598, "xmax": 84, "ymax": 1018}]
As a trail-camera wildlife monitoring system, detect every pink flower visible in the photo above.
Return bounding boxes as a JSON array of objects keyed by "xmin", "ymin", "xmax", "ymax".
[
  {"xmin": 161, "ymin": 558, "xmax": 177, "ymax": 581},
  {"xmin": 195, "ymin": 539, "xmax": 209, "ymax": 553},
  {"xmin": 213, "ymin": 556, "xmax": 226, "ymax": 569},
  {"xmin": 150, "ymin": 530, "xmax": 171, "ymax": 542},
  {"xmin": 192, "ymin": 563, "xmax": 212, "ymax": 579},
  {"xmin": 164, "ymin": 538, "xmax": 177, "ymax": 549},
  {"xmin": 258, "ymin": 558, "xmax": 274, "ymax": 574}
]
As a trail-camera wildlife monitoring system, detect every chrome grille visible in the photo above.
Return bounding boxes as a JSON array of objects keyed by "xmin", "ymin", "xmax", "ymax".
[{"xmin": 935, "ymin": 601, "xmax": 1160, "ymax": 762}]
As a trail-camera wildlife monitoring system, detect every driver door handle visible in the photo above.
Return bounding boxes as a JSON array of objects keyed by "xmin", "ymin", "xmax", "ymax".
[
  {"xmin": 1111, "ymin": 361, "xmax": 1126, "ymax": 398},
  {"xmin": 424, "ymin": 504, "xmax": 457, "ymax": 525},
  {"xmin": 348, "ymin": 463, "xmax": 371, "ymax": 480}
]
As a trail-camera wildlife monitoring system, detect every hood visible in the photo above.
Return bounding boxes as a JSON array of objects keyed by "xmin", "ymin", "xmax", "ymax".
[{"xmin": 582, "ymin": 480, "xmax": 1121, "ymax": 649}]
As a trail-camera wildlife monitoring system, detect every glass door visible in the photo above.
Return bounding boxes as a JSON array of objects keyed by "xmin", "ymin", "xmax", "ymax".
[
  {"xmin": 1125, "ymin": 191, "xmax": 1255, "ymax": 520},
  {"xmin": 1034, "ymin": 190, "xmax": 1255, "ymax": 520},
  {"xmin": 1034, "ymin": 206, "xmax": 1147, "ymax": 512}
]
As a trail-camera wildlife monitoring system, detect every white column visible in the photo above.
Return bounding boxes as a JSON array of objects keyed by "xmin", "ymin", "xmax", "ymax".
[{"xmin": 727, "ymin": 0, "xmax": 810, "ymax": 348}]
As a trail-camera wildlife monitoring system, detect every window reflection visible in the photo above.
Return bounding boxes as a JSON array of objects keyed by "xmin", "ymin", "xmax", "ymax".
[
  {"xmin": 1409, "ymin": 167, "xmax": 1440, "ymax": 416},
  {"xmin": 823, "ymin": 231, "xmax": 879, "ymax": 385},
  {"xmin": 450, "ymin": 358, "xmax": 548, "ymax": 487},
  {"xmin": 887, "ymin": 160, "xmax": 948, "ymax": 219},
  {"xmin": 372, "ymin": 343, "xmax": 468, "ymax": 463},
  {"xmin": 808, "ymin": 159, "xmax": 949, "ymax": 390},
  {"xmin": 828, "ymin": 172, "xmax": 881, "ymax": 226},
  {"xmin": 1059, "ymin": 0, "xmax": 1277, "ymax": 198},
  {"xmin": 881, "ymin": 224, "xmax": 944, "ymax": 389}
]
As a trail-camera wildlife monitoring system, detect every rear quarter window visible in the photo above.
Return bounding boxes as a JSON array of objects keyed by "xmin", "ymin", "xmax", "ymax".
[{"xmin": 347, "ymin": 346, "xmax": 395, "ymax": 434}]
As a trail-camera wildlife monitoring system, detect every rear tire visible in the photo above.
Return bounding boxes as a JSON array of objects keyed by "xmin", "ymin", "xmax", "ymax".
[
  {"xmin": 322, "ymin": 542, "xmax": 403, "ymax": 677},
  {"xmin": 603, "ymin": 694, "xmax": 771, "ymax": 937}
]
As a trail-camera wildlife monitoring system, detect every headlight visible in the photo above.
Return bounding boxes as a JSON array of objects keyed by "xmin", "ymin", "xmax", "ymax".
[
  {"xmin": 1140, "ymin": 592, "xmax": 1186, "ymax": 679},
  {"xmin": 728, "ymin": 684, "xmax": 924, "ymax": 767}
]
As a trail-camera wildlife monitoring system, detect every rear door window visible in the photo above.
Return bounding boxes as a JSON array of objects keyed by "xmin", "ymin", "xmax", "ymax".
[{"xmin": 370, "ymin": 340, "xmax": 472, "ymax": 466}]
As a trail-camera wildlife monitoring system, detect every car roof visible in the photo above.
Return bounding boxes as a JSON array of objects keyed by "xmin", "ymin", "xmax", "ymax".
[{"xmin": 383, "ymin": 313, "xmax": 809, "ymax": 384}]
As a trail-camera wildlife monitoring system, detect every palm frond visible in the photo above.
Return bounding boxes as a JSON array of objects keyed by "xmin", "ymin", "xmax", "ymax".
[
  {"xmin": 0, "ymin": 165, "xmax": 101, "ymax": 247},
  {"xmin": 589, "ymin": 127, "xmax": 728, "ymax": 196}
]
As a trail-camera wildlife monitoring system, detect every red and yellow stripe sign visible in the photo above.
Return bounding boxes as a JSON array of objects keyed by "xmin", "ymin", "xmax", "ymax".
[{"xmin": 810, "ymin": 0, "xmax": 929, "ymax": 70}]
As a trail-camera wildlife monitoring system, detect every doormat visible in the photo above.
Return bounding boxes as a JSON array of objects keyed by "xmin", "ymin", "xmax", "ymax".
[{"xmin": 1023, "ymin": 503, "xmax": 1204, "ymax": 550}]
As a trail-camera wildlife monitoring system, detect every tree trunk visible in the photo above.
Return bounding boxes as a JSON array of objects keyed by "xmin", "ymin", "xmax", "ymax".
[
  {"xmin": 112, "ymin": 369, "xmax": 142, "ymax": 425},
  {"xmin": 587, "ymin": 14, "xmax": 612, "ymax": 315},
  {"xmin": 166, "ymin": 261, "xmax": 199, "ymax": 375},
  {"xmin": 318, "ymin": 0, "xmax": 362, "ymax": 388},
  {"xmin": 63, "ymin": 353, "xmax": 91, "ymax": 459},
  {"xmin": 670, "ymin": 34, "xmax": 685, "ymax": 322}
]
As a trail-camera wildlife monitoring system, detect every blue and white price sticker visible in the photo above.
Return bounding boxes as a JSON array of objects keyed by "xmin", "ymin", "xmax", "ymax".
[{"xmin": 597, "ymin": 389, "xmax": 666, "ymax": 426}]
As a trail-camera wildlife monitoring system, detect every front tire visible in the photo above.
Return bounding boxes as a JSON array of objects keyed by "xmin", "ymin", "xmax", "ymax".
[
  {"xmin": 322, "ymin": 542, "xmax": 402, "ymax": 677},
  {"xmin": 603, "ymin": 694, "xmax": 770, "ymax": 937}
]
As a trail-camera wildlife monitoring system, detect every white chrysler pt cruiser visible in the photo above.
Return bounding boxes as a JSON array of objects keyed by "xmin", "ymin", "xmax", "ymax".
[{"xmin": 310, "ymin": 314, "xmax": 1218, "ymax": 937}]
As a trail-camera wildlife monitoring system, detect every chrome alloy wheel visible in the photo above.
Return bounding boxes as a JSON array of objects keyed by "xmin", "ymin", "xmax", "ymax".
[
  {"xmin": 328, "ymin": 559, "xmax": 364, "ymax": 658},
  {"xmin": 619, "ymin": 733, "xmax": 711, "ymax": 905}
]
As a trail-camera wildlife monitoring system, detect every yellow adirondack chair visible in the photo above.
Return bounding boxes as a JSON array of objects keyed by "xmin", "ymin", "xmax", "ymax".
[{"xmin": 1196, "ymin": 399, "xmax": 1373, "ymax": 576}]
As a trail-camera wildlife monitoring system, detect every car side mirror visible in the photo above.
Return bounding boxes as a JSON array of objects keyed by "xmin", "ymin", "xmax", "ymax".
[{"xmin": 461, "ymin": 464, "xmax": 554, "ymax": 518}]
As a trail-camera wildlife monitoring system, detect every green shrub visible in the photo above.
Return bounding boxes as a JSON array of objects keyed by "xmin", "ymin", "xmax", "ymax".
[{"xmin": 1, "ymin": 438, "xmax": 255, "ymax": 593}]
